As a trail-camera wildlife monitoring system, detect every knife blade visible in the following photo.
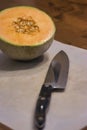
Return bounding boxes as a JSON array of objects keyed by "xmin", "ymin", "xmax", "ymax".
[{"xmin": 34, "ymin": 50, "xmax": 69, "ymax": 129}]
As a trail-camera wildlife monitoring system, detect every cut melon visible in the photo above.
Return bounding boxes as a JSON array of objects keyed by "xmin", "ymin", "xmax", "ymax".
[{"xmin": 0, "ymin": 6, "xmax": 56, "ymax": 60}]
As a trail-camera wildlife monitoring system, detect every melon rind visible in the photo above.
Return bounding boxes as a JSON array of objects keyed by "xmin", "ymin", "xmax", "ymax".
[
  {"xmin": 0, "ymin": 36, "xmax": 54, "ymax": 60},
  {"xmin": 0, "ymin": 6, "xmax": 56, "ymax": 60}
]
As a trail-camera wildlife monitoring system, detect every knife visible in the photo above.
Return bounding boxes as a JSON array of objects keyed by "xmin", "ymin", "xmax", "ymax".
[{"xmin": 34, "ymin": 50, "xmax": 69, "ymax": 129}]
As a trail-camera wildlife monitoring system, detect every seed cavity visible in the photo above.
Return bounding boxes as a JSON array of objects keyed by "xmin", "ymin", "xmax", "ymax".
[{"xmin": 12, "ymin": 16, "xmax": 40, "ymax": 34}]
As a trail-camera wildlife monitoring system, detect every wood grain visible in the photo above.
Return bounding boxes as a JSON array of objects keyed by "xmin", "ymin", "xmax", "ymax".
[
  {"xmin": 0, "ymin": 0, "xmax": 87, "ymax": 49},
  {"xmin": 35, "ymin": 0, "xmax": 87, "ymax": 49},
  {"xmin": 0, "ymin": 123, "xmax": 12, "ymax": 130}
]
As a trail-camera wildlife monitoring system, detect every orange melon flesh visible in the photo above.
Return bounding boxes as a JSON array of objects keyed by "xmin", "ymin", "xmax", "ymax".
[{"xmin": 0, "ymin": 6, "xmax": 55, "ymax": 46}]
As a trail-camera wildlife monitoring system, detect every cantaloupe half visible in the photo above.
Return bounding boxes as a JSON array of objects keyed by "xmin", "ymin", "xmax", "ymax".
[{"xmin": 0, "ymin": 6, "xmax": 56, "ymax": 60}]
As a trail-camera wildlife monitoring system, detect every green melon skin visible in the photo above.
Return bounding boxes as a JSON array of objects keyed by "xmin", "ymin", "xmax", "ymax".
[{"xmin": 0, "ymin": 37, "xmax": 54, "ymax": 60}]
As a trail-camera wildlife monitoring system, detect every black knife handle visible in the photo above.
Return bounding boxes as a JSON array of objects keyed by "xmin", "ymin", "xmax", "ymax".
[{"xmin": 35, "ymin": 84, "xmax": 52, "ymax": 129}]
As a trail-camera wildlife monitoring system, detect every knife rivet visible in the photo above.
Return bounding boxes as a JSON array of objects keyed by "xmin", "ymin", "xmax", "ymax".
[
  {"xmin": 38, "ymin": 116, "xmax": 43, "ymax": 121},
  {"xmin": 40, "ymin": 97, "xmax": 46, "ymax": 100}
]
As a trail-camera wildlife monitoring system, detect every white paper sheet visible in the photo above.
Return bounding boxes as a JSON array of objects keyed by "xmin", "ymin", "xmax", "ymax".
[{"xmin": 0, "ymin": 40, "xmax": 87, "ymax": 130}]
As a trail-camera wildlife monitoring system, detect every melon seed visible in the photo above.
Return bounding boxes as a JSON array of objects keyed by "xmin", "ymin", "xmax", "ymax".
[{"xmin": 12, "ymin": 16, "xmax": 40, "ymax": 35}]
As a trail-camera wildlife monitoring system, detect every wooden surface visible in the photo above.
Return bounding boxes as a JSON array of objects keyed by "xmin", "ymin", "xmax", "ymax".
[
  {"xmin": 0, "ymin": 123, "xmax": 12, "ymax": 130},
  {"xmin": 0, "ymin": 0, "xmax": 87, "ymax": 49}
]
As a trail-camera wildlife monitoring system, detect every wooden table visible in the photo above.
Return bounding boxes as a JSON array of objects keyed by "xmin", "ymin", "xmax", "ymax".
[{"xmin": 0, "ymin": 0, "xmax": 87, "ymax": 49}]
